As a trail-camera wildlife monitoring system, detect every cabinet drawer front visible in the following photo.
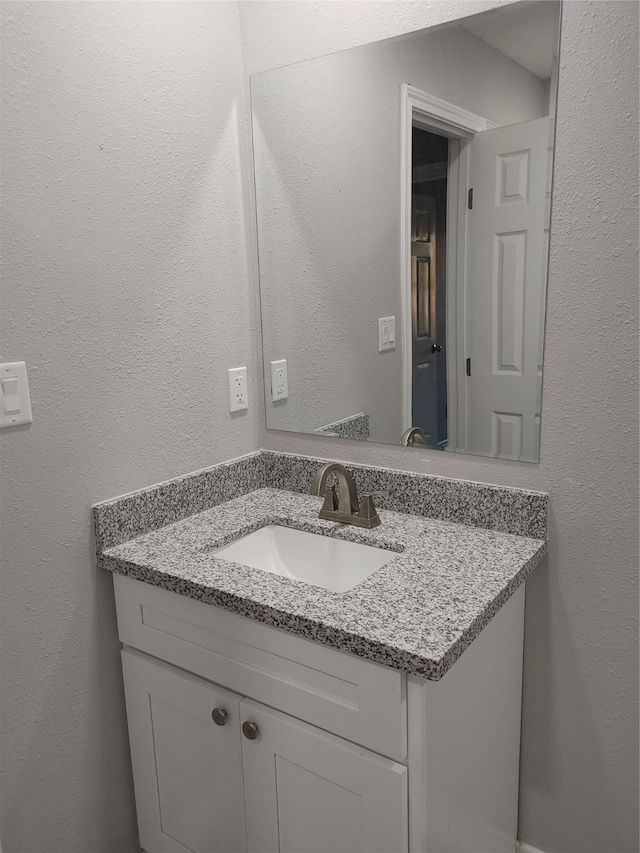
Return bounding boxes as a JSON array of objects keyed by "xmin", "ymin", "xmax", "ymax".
[{"xmin": 114, "ymin": 574, "xmax": 406, "ymax": 761}]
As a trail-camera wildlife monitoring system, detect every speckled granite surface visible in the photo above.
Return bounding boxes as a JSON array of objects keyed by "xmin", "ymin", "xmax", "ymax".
[
  {"xmin": 96, "ymin": 487, "xmax": 546, "ymax": 680},
  {"xmin": 93, "ymin": 449, "xmax": 548, "ymax": 549},
  {"xmin": 93, "ymin": 451, "xmax": 266, "ymax": 551},
  {"xmin": 263, "ymin": 451, "xmax": 548, "ymax": 539},
  {"xmin": 315, "ymin": 413, "xmax": 370, "ymax": 441}
]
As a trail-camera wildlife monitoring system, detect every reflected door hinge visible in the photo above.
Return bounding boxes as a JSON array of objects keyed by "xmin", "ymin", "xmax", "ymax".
[
  {"xmin": 466, "ymin": 358, "xmax": 471, "ymax": 377},
  {"xmin": 467, "ymin": 188, "xmax": 473, "ymax": 209}
]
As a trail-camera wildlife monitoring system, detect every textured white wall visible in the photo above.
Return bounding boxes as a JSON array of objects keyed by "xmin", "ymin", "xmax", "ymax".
[
  {"xmin": 253, "ymin": 23, "xmax": 546, "ymax": 443},
  {"xmin": 1, "ymin": 3, "xmax": 637, "ymax": 852},
  {"xmin": 0, "ymin": 2, "xmax": 259, "ymax": 851},
  {"xmin": 242, "ymin": 2, "xmax": 639, "ymax": 851}
]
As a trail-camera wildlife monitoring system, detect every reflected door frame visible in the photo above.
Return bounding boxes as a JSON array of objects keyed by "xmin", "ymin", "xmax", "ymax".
[{"xmin": 399, "ymin": 84, "xmax": 496, "ymax": 452}]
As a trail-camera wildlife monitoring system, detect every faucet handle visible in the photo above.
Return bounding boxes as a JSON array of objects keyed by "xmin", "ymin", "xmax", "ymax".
[
  {"xmin": 320, "ymin": 484, "xmax": 338, "ymax": 513},
  {"xmin": 361, "ymin": 490, "xmax": 388, "ymax": 500},
  {"xmin": 357, "ymin": 492, "xmax": 383, "ymax": 527}
]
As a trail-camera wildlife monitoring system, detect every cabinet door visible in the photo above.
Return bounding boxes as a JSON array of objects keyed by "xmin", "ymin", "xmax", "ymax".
[
  {"xmin": 121, "ymin": 649, "xmax": 247, "ymax": 853},
  {"xmin": 240, "ymin": 699, "xmax": 408, "ymax": 853}
]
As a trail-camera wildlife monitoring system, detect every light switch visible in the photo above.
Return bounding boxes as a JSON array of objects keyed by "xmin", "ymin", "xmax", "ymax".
[
  {"xmin": 378, "ymin": 316, "xmax": 396, "ymax": 352},
  {"xmin": 0, "ymin": 362, "xmax": 33, "ymax": 428},
  {"xmin": 1, "ymin": 378, "xmax": 20, "ymax": 413}
]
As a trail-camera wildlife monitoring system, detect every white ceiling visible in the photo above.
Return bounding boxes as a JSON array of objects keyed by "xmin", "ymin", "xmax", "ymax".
[{"xmin": 462, "ymin": 1, "xmax": 560, "ymax": 79}]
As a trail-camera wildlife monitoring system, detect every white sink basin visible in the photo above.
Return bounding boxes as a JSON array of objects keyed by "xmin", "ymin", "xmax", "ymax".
[{"xmin": 212, "ymin": 525, "xmax": 393, "ymax": 593}]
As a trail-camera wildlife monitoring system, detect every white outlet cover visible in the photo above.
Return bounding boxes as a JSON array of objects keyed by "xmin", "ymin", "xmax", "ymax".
[
  {"xmin": 228, "ymin": 366, "xmax": 248, "ymax": 412},
  {"xmin": 270, "ymin": 359, "xmax": 288, "ymax": 401}
]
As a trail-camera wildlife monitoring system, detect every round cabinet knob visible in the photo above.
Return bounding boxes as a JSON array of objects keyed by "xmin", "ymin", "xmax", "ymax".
[
  {"xmin": 211, "ymin": 708, "xmax": 228, "ymax": 727},
  {"xmin": 242, "ymin": 721, "xmax": 259, "ymax": 740},
  {"xmin": 431, "ymin": 344, "xmax": 442, "ymax": 353}
]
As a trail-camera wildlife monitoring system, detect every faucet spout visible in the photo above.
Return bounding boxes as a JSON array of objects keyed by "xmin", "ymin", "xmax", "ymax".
[
  {"xmin": 401, "ymin": 426, "xmax": 428, "ymax": 446},
  {"xmin": 311, "ymin": 462, "xmax": 381, "ymax": 529},
  {"xmin": 311, "ymin": 463, "xmax": 359, "ymax": 515}
]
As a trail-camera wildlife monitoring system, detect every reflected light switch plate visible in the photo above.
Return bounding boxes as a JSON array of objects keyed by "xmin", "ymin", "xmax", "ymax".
[
  {"xmin": 0, "ymin": 362, "xmax": 33, "ymax": 427},
  {"xmin": 378, "ymin": 316, "xmax": 396, "ymax": 352}
]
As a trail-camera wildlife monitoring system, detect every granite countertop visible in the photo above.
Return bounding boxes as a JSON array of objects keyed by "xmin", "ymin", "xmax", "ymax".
[{"xmin": 98, "ymin": 486, "xmax": 546, "ymax": 680}]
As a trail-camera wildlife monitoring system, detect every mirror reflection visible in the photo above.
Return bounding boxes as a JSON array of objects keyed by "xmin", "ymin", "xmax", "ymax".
[{"xmin": 252, "ymin": 1, "xmax": 560, "ymax": 462}]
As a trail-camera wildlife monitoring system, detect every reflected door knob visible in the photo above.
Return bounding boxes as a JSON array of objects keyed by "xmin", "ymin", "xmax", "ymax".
[
  {"xmin": 431, "ymin": 344, "xmax": 442, "ymax": 353},
  {"xmin": 242, "ymin": 721, "xmax": 259, "ymax": 740},
  {"xmin": 211, "ymin": 708, "xmax": 228, "ymax": 726}
]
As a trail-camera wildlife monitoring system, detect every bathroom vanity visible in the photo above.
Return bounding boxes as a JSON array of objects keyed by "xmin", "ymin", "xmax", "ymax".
[{"xmin": 94, "ymin": 450, "xmax": 547, "ymax": 853}]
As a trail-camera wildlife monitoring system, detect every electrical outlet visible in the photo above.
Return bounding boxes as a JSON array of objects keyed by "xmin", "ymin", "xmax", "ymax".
[
  {"xmin": 270, "ymin": 359, "xmax": 288, "ymax": 401},
  {"xmin": 228, "ymin": 367, "xmax": 248, "ymax": 412}
]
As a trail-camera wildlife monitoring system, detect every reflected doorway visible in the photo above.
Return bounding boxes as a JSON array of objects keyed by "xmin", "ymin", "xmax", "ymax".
[{"xmin": 411, "ymin": 126, "xmax": 448, "ymax": 450}]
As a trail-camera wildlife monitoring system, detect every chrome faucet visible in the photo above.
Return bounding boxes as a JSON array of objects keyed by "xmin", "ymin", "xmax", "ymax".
[
  {"xmin": 310, "ymin": 462, "xmax": 383, "ymax": 529},
  {"xmin": 401, "ymin": 426, "xmax": 428, "ymax": 447}
]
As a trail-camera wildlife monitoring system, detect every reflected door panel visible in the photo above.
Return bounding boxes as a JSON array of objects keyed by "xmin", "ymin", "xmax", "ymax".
[{"xmin": 465, "ymin": 116, "xmax": 550, "ymax": 462}]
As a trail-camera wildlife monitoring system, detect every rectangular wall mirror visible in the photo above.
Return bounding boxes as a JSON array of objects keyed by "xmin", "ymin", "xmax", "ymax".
[{"xmin": 252, "ymin": 0, "xmax": 561, "ymax": 463}]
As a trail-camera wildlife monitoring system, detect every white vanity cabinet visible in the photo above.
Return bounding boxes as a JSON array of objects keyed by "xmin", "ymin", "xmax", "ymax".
[
  {"xmin": 114, "ymin": 574, "xmax": 526, "ymax": 853},
  {"xmin": 122, "ymin": 649, "xmax": 407, "ymax": 853}
]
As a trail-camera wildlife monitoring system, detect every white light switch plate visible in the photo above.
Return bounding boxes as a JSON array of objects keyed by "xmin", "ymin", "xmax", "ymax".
[
  {"xmin": 228, "ymin": 367, "xmax": 248, "ymax": 412},
  {"xmin": 270, "ymin": 359, "xmax": 288, "ymax": 401},
  {"xmin": 378, "ymin": 316, "xmax": 396, "ymax": 352},
  {"xmin": 0, "ymin": 362, "xmax": 33, "ymax": 428}
]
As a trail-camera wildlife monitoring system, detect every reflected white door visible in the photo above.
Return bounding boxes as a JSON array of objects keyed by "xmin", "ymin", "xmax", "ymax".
[
  {"xmin": 465, "ymin": 116, "xmax": 550, "ymax": 461},
  {"xmin": 240, "ymin": 700, "xmax": 408, "ymax": 853}
]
